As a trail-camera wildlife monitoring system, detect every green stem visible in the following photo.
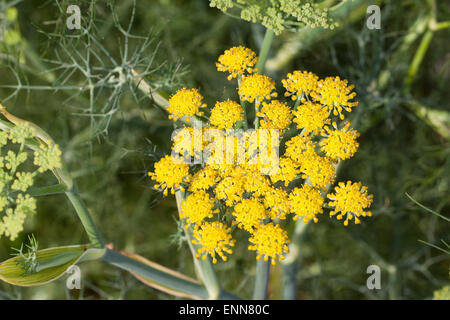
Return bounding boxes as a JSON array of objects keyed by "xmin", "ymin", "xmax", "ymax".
[
  {"xmin": 281, "ymin": 221, "xmax": 308, "ymax": 299},
  {"xmin": 65, "ymin": 188, "xmax": 105, "ymax": 249},
  {"xmin": 253, "ymin": 258, "xmax": 271, "ymax": 299},
  {"xmin": 250, "ymin": 27, "xmax": 275, "ymax": 301},
  {"xmin": 254, "ymin": 103, "xmax": 260, "ymax": 129},
  {"xmin": 102, "ymin": 249, "xmax": 209, "ymax": 299},
  {"xmin": 294, "ymin": 93, "xmax": 304, "ymax": 109},
  {"xmin": 237, "ymin": 76, "xmax": 249, "ymax": 130},
  {"xmin": 404, "ymin": 29, "xmax": 434, "ymax": 91},
  {"xmin": 175, "ymin": 191, "xmax": 221, "ymax": 299},
  {"xmin": 433, "ymin": 21, "xmax": 450, "ymax": 31},
  {"xmin": 255, "ymin": 28, "xmax": 275, "ymax": 74},
  {"xmin": 27, "ymin": 183, "xmax": 68, "ymax": 197}
]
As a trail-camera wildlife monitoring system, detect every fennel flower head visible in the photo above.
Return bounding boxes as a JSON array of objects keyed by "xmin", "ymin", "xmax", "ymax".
[
  {"xmin": 209, "ymin": 0, "xmax": 338, "ymax": 35},
  {"xmin": 149, "ymin": 46, "xmax": 373, "ymax": 265},
  {"xmin": 0, "ymin": 123, "xmax": 62, "ymax": 241}
]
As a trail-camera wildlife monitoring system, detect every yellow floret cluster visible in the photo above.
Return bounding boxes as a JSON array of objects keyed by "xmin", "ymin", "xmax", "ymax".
[
  {"xmin": 149, "ymin": 47, "xmax": 373, "ymax": 264},
  {"xmin": 0, "ymin": 123, "xmax": 62, "ymax": 241},
  {"xmin": 210, "ymin": 100, "xmax": 244, "ymax": 129},
  {"xmin": 167, "ymin": 88, "xmax": 206, "ymax": 123},
  {"xmin": 216, "ymin": 46, "xmax": 258, "ymax": 80}
]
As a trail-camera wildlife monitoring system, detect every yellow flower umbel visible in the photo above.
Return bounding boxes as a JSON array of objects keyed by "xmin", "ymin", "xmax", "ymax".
[
  {"xmin": 300, "ymin": 152, "xmax": 335, "ymax": 189},
  {"xmin": 33, "ymin": 141, "xmax": 62, "ymax": 172},
  {"xmin": 0, "ymin": 122, "xmax": 62, "ymax": 241},
  {"xmin": 320, "ymin": 123, "xmax": 360, "ymax": 160},
  {"xmin": 257, "ymin": 100, "xmax": 293, "ymax": 130},
  {"xmin": 180, "ymin": 190, "xmax": 217, "ymax": 227},
  {"xmin": 214, "ymin": 174, "xmax": 245, "ymax": 206},
  {"xmin": 210, "ymin": 100, "xmax": 244, "ymax": 129},
  {"xmin": 282, "ymin": 70, "xmax": 319, "ymax": 100},
  {"xmin": 270, "ymin": 156, "xmax": 301, "ymax": 187},
  {"xmin": 232, "ymin": 198, "xmax": 267, "ymax": 232},
  {"xmin": 241, "ymin": 168, "xmax": 270, "ymax": 196},
  {"xmin": 167, "ymin": 88, "xmax": 206, "ymax": 122},
  {"xmin": 263, "ymin": 187, "xmax": 290, "ymax": 220},
  {"xmin": 293, "ymin": 101, "xmax": 330, "ymax": 134},
  {"xmin": 289, "ymin": 185, "xmax": 324, "ymax": 223},
  {"xmin": 327, "ymin": 181, "xmax": 373, "ymax": 226},
  {"xmin": 238, "ymin": 74, "xmax": 277, "ymax": 106},
  {"xmin": 216, "ymin": 46, "xmax": 258, "ymax": 80},
  {"xmin": 172, "ymin": 127, "xmax": 197, "ymax": 158},
  {"xmin": 248, "ymin": 223, "xmax": 289, "ymax": 265},
  {"xmin": 149, "ymin": 155, "xmax": 190, "ymax": 196},
  {"xmin": 149, "ymin": 46, "xmax": 373, "ymax": 265},
  {"xmin": 284, "ymin": 135, "xmax": 315, "ymax": 165},
  {"xmin": 193, "ymin": 221, "xmax": 235, "ymax": 263},
  {"xmin": 312, "ymin": 76, "xmax": 358, "ymax": 120},
  {"xmin": 188, "ymin": 166, "xmax": 219, "ymax": 192}
]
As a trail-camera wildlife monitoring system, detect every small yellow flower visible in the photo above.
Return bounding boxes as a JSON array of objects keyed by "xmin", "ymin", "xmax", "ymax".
[
  {"xmin": 233, "ymin": 198, "xmax": 267, "ymax": 232},
  {"xmin": 263, "ymin": 187, "xmax": 290, "ymax": 220},
  {"xmin": 33, "ymin": 142, "xmax": 62, "ymax": 172},
  {"xmin": 236, "ymin": 167, "xmax": 270, "ymax": 196},
  {"xmin": 216, "ymin": 46, "xmax": 258, "ymax": 80},
  {"xmin": 11, "ymin": 172, "xmax": 34, "ymax": 192},
  {"xmin": 193, "ymin": 221, "xmax": 235, "ymax": 264},
  {"xmin": 245, "ymin": 130, "xmax": 280, "ymax": 174},
  {"xmin": 0, "ymin": 209, "xmax": 25, "ymax": 241},
  {"xmin": 312, "ymin": 76, "xmax": 358, "ymax": 120},
  {"xmin": 8, "ymin": 123, "xmax": 35, "ymax": 144},
  {"xmin": 300, "ymin": 153, "xmax": 335, "ymax": 189},
  {"xmin": 248, "ymin": 223, "xmax": 289, "ymax": 265},
  {"xmin": 239, "ymin": 74, "xmax": 277, "ymax": 106},
  {"xmin": 210, "ymin": 100, "xmax": 244, "ymax": 129},
  {"xmin": 172, "ymin": 127, "xmax": 196, "ymax": 157},
  {"xmin": 167, "ymin": 88, "xmax": 206, "ymax": 122},
  {"xmin": 284, "ymin": 135, "xmax": 315, "ymax": 165},
  {"xmin": 149, "ymin": 155, "xmax": 190, "ymax": 196},
  {"xmin": 293, "ymin": 101, "xmax": 330, "ymax": 134},
  {"xmin": 320, "ymin": 123, "xmax": 360, "ymax": 160},
  {"xmin": 327, "ymin": 181, "xmax": 373, "ymax": 226},
  {"xmin": 270, "ymin": 156, "xmax": 301, "ymax": 187},
  {"xmin": 214, "ymin": 175, "xmax": 245, "ymax": 206},
  {"xmin": 257, "ymin": 100, "xmax": 293, "ymax": 130},
  {"xmin": 180, "ymin": 191, "xmax": 216, "ymax": 226},
  {"xmin": 282, "ymin": 70, "xmax": 319, "ymax": 100},
  {"xmin": 289, "ymin": 184, "xmax": 324, "ymax": 223},
  {"xmin": 188, "ymin": 166, "xmax": 219, "ymax": 192}
]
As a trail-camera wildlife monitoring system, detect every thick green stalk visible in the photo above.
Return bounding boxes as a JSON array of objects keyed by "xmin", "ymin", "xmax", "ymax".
[
  {"xmin": 65, "ymin": 188, "xmax": 105, "ymax": 248},
  {"xmin": 237, "ymin": 76, "xmax": 249, "ymax": 130},
  {"xmin": 251, "ymin": 27, "xmax": 275, "ymax": 300},
  {"xmin": 253, "ymin": 258, "xmax": 271, "ymax": 299},
  {"xmin": 103, "ymin": 248, "xmax": 240, "ymax": 299},
  {"xmin": 27, "ymin": 183, "xmax": 68, "ymax": 197},
  {"xmin": 404, "ymin": 29, "xmax": 434, "ymax": 90},
  {"xmin": 255, "ymin": 28, "xmax": 275, "ymax": 74},
  {"xmin": 175, "ymin": 191, "xmax": 222, "ymax": 299},
  {"xmin": 281, "ymin": 221, "xmax": 308, "ymax": 299},
  {"xmin": 102, "ymin": 249, "xmax": 208, "ymax": 299}
]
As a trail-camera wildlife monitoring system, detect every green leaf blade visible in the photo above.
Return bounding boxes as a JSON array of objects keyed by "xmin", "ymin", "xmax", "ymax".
[{"xmin": 0, "ymin": 244, "xmax": 100, "ymax": 287}]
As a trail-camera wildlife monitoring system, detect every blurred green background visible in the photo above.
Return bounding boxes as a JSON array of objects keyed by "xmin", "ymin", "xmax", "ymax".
[{"xmin": 0, "ymin": 0, "xmax": 448, "ymax": 299}]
